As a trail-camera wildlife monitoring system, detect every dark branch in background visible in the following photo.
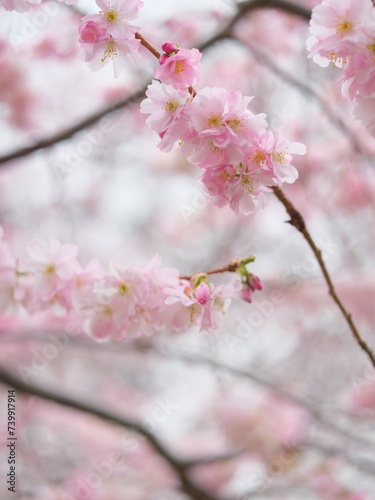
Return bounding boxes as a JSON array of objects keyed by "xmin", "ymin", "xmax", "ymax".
[
  {"xmin": 271, "ymin": 186, "xmax": 375, "ymax": 369},
  {"xmin": 0, "ymin": 87, "xmax": 147, "ymax": 165},
  {"xmin": 0, "ymin": 365, "xmax": 224, "ymax": 500},
  {"xmin": 2, "ymin": 330, "xmax": 373, "ymax": 449},
  {"xmin": 198, "ymin": 0, "xmax": 310, "ymax": 52},
  {"xmin": 0, "ymin": 0, "xmax": 311, "ymax": 166},
  {"xmin": 1, "ymin": 345, "xmax": 375, "ymax": 481},
  {"xmin": 142, "ymin": 346, "xmax": 375, "ymax": 450}
]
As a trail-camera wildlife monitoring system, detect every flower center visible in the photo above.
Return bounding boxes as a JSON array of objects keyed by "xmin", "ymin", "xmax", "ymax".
[
  {"xmin": 241, "ymin": 176, "xmax": 254, "ymax": 193},
  {"xmin": 101, "ymin": 41, "xmax": 119, "ymax": 62},
  {"xmin": 207, "ymin": 114, "xmax": 223, "ymax": 128},
  {"xmin": 43, "ymin": 264, "xmax": 56, "ymax": 275},
  {"xmin": 163, "ymin": 99, "xmax": 179, "ymax": 113},
  {"xmin": 106, "ymin": 9, "xmax": 119, "ymax": 22},
  {"xmin": 189, "ymin": 302, "xmax": 201, "ymax": 323},
  {"xmin": 220, "ymin": 170, "xmax": 232, "ymax": 182},
  {"xmin": 174, "ymin": 61, "xmax": 186, "ymax": 73},
  {"xmin": 272, "ymin": 151, "xmax": 287, "ymax": 164},
  {"xmin": 214, "ymin": 296, "xmax": 226, "ymax": 313},
  {"xmin": 118, "ymin": 282, "xmax": 130, "ymax": 295},
  {"xmin": 226, "ymin": 117, "xmax": 243, "ymax": 131},
  {"xmin": 251, "ymin": 149, "xmax": 267, "ymax": 166},
  {"xmin": 334, "ymin": 16, "xmax": 353, "ymax": 35}
]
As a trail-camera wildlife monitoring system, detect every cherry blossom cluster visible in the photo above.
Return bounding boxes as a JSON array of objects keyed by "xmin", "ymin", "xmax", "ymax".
[
  {"xmin": 141, "ymin": 42, "xmax": 306, "ymax": 215},
  {"xmin": 0, "ymin": 230, "xmax": 261, "ymax": 340},
  {"xmin": 307, "ymin": 0, "xmax": 375, "ymax": 135},
  {"xmin": 78, "ymin": 0, "xmax": 143, "ymax": 77},
  {"xmin": 75, "ymin": 0, "xmax": 306, "ymax": 215}
]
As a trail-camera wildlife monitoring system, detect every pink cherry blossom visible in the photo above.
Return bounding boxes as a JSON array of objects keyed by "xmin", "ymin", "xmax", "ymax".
[
  {"xmin": 307, "ymin": 0, "xmax": 374, "ymax": 68},
  {"xmin": 82, "ymin": 36, "xmax": 141, "ymax": 77},
  {"xmin": 200, "ymin": 280, "xmax": 241, "ymax": 331},
  {"xmin": 248, "ymin": 131, "xmax": 306, "ymax": 185},
  {"xmin": 340, "ymin": 31, "xmax": 375, "ymax": 100},
  {"xmin": 83, "ymin": 0, "xmax": 143, "ymax": 39},
  {"xmin": 155, "ymin": 47, "xmax": 202, "ymax": 90},
  {"xmin": 165, "ymin": 277, "xmax": 241, "ymax": 332},
  {"xmin": 26, "ymin": 239, "xmax": 80, "ymax": 308},
  {"xmin": 200, "ymin": 164, "xmax": 274, "ymax": 214},
  {"xmin": 182, "ymin": 87, "xmax": 267, "ymax": 168},
  {"xmin": 140, "ymin": 81, "xmax": 192, "ymax": 151},
  {"xmin": 79, "ymin": 21, "xmax": 107, "ymax": 44},
  {"xmin": 164, "ymin": 280, "xmax": 204, "ymax": 331}
]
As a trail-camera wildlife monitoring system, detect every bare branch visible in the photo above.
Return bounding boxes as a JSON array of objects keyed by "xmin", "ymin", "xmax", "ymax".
[{"xmin": 271, "ymin": 186, "xmax": 375, "ymax": 369}]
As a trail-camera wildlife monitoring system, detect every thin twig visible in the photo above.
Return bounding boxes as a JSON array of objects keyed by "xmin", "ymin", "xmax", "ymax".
[
  {"xmin": 180, "ymin": 258, "xmax": 245, "ymax": 280},
  {"xmin": 271, "ymin": 186, "xmax": 375, "ymax": 368},
  {"xmin": 135, "ymin": 32, "xmax": 161, "ymax": 59}
]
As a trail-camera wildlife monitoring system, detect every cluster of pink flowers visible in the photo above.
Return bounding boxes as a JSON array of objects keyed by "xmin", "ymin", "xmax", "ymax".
[
  {"xmin": 78, "ymin": 0, "xmax": 143, "ymax": 77},
  {"xmin": 307, "ymin": 0, "xmax": 375, "ymax": 135},
  {"xmin": 0, "ymin": 233, "xmax": 261, "ymax": 340},
  {"xmin": 141, "ymin": 43, "xmax": 306, "ymax": 214}
]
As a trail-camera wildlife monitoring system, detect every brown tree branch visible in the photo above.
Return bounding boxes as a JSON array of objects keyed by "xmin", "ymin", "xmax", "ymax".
[
  {"xmin": 0, "ymin": 364, "xmax": 224, "ymax": 500},
  {"xmin": 271, "ymin": 186, "xmax": 375, "ymax": 368}
]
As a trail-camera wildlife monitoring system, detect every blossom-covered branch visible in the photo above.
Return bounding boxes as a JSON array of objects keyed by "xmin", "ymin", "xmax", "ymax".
[
  {"xmin": 0, "ymin": 229, "xmax": 261, "ymax": 338},
  {"xmin": 0, "ymin": 0, "xmax": 312, "ymax": 166}
]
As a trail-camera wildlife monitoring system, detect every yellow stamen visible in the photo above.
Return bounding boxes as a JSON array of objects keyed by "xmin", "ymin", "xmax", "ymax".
[
  {"xmin": 43, "ymin": 264, "xmax": 56, "ymax": 275},
  {"xmin": 207, "ymin": 114, "xmax": 223, "ymax": 128},
  {"xmin": 174, "ymin": 61, "xmax": 186, "ymax": 73},
  {"xmin": 226, "ymin": 117, "xmax": 243, "ymax": 131},
  {"xmin": 220, "ymin": 171, "xmax": 232, "ymax": 182},
  {"xmin": 118, "ymin": 283, "xmax": 129, "ymax": 295},
  {"xmin": 272, "ymin": 151, "xmax": 287, "ymax": 164},
  {"xmin": 251, "ymin": 149, "xmax": 267, "ymax": 166},
  {"xmin": 241, "ymin": 176, "xmax": 254, "ymax": 193},
  {"xmin": 101, "ymin": 41, "xmax": 119, "ymax": 62},
  {"xmin": 163, "ymin": 99, "xmax": 179, "ymax": 113},
  {"xmin": 334, "ymin": 16, "xmax": 353, "ymax": 35}
]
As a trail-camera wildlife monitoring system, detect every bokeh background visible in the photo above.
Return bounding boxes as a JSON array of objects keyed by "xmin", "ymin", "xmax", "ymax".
[{"xmin": 1, "ymin": 0, "xmax": 375, "ymax": 498}]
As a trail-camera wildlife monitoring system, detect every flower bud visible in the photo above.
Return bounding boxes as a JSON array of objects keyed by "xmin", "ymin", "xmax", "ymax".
[
  {"xmin": 161, "ymin": 41, "xmax": 179, "ymax": 55},
  {"xmin": 195, "ymin": 283, "xmax": 211, "ymax": 305}
]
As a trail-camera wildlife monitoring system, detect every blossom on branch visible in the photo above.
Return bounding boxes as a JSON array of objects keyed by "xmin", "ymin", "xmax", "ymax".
[
  {"xmin": 140, "ymin": 81, "xmax": 192, "ymax": 151},
  {"xmin": 307, "ymin": 0, "xmax": 375, "ymax": 135},
  {"xmin": 84, "ymin": 0, "xmax": 143, "ymax": 39},
  {"xmin": 155, "ymin": 44, "xmax": 202, "ymax": 89},
  {"xmin": 78, "ymin": 0, "xmax": 143, "ymax": 76}
]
